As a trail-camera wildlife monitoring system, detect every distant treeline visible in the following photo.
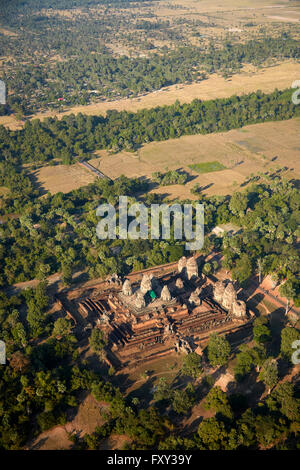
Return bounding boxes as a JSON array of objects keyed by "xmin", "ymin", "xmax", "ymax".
[
  {"xmin": 1, "ymin": 0, "xmax": 149, "ymax": 17},
  {"xmin": 0, "ymin": 88, "xmax": 298, "ymax": 167},
  {"xmin": 1, "ymin": 35, "xmax": 299, "ymax": 115}
]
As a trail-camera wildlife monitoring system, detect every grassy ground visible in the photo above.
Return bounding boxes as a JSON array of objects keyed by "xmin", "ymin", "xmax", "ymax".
[{"xmin": 188, "ymin": 161, "xmax": 227, "ymax": 174}]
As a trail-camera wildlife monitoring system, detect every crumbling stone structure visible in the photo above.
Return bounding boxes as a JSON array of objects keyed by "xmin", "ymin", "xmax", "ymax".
[
  {"xmin": 222, "ymin": 282, "xmax": 237, "ymax": 311},
  {"xmin": 189, "ymin": 289, "xmax": 201, "ymax": 306},
  {"xmin": 176, "ymin": 277, "xmax": 184, "ymax": 289},
  {"xmin": 178, "ymin": 256, "xmax": 187, "ymax": 273},
  {"xmin": 175, "ymin": 337, "xmax": 193, "ymax": 354},
  {"xmin": 71, "ymin": 259, "xmax": 252, "ymax": 370},
  {"xmin": 213, "ymin": 281, "xmax": 226, "ymax": 304},
  {"xmin": 161, "ymin": 285, "xmax": 171, "ymax": 302},
  {"xmin": 135, "ymin": 291, "xmax": 146, "ymax": 309},
  {"xmin": 213, "ymin": 280, "xmax": 248, "ymax": 320},
  {"xmin": 231, "ymin": 300, "xmax": 247, "ymax": 319},
  {"xmin": 122, "ymin": 279, "xmax": 132, "ymax": 296},
  {"xmin": 140, "ymin": 274, "xmax": 152, "ymax": 294},
  {"xmin": 186, "ymin": 257, "xmax": 198, "ymax": 280}
]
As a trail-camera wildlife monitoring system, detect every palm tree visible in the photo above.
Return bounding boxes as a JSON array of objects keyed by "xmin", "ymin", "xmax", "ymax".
[
  {"xmin": 257, "ymin": 258, "xmax": 263, "ymax": 284},
  {"xmin": 279, "ymin": 281, "xmax": 296, "ymax": 315}
]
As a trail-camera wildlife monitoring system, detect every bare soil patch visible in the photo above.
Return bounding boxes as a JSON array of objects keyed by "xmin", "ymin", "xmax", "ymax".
[
  {"xmin": 28, "ymin": 394, "xmax": 106, "ymax": 450},
  {"xmin": 214, "ymin": 371, "xmax": 235, "ymax": 392},
  {"xmin": 98, "ymin": 434, "xmax": 132, "ymax": 450}
]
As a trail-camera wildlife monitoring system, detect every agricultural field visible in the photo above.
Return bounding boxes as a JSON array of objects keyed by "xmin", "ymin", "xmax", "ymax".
[
  {"xmin": 32, "ymin": 162, "xmax": 96, "ymax": 196},
  {"xmin": 32, "ymin": 118, "xmax": 300, "ymax": 198}
]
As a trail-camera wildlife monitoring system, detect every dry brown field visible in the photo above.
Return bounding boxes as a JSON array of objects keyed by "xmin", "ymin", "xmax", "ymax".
[
  {"xmin": 32, "ymin": 118, "xmax": 299, "ymax": 198},
  {"xmin": 32, "ymin": 163, "xmax": 96, "ymax": 195}
]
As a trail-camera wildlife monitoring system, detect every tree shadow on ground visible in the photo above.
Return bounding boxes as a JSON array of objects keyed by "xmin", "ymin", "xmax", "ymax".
[
  {"xmin": 245, "ymin": 293, "xmax": 265, "ymax": 316},
  {"xmin": 126, "ymin": 376, "xmax": 156, "ymax": 406},
  {"xmin": 277, "ymin": 356, "xmax": 293, "ymax": 379},
  {"xmin": 29, "ymin": 169, "xmax": 49, "ymax": 196},
  {"xmin": 226, "ymin": 369, "xmax": 265, "ymax": 407},
  {"xmin": 239, "ymin": 275, "xmax": 261, "ymax": 300},
  {"xmin": 226, "ymin": 327, "xmax": 253, "ymax": 354},
  {"xmin": 269, "ymin": 307, "xmax": 286, "ymax": 357},
  {"xmin": 85, "ymin": 352, "xmax": 109, "ymax": 374},
  {"xmin": 66, "ymin": 390, "xmax": 89, "ymax": 423},
  {"xmin": 30, "ymin": 437, "xmax": 49, "ymax": 450},
  {"xmin": 109, "ymin": 371, "xmax": 133, "ymax": 392},
  {"xmin": 71, "ymin": 272, "xmax": 90, "ymax": 285}
]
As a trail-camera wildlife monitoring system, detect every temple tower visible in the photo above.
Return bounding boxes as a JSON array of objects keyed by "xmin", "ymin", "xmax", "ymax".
[
  {"xmin": 161, "ymin": 285, "xmax": 171, "ymax": 302},
  {"xmin": 222, "ymin": 282, "xmax": 237, "ymax": 311},
  {"xmin": 122, "ymin": 279, "xmax": 132, "ymax": 296},
  {"xmin": 213, "ymin": 281, "xmax": 225, "ymax": 304},
  {"xmin": 186, "ymin": 257, "xmax": 198, "ymax": 280}
]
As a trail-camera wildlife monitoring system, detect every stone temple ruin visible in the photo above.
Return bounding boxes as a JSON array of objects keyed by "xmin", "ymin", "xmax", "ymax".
[
  {"xmin": 213, "ymin": 280, "xmax": 247, "ymax": 319},
  {"xmin": 60, "ymin": 256, "xmax": 253, "ymax": 370}
]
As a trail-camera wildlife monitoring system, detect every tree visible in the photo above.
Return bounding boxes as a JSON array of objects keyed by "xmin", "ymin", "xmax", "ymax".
[
  {"xmin": 153, "ymin": 377, "xmax": 173, "ymax": 403},
  {"xmin": 257, "ymin": 258, "xmax": 263, "ymax": 284},
  {"xmin": 26, "ymin": 300, "xmax": 46, "ymax": 337},
  {"xmin": 279, "ymin": 281, "xmax": 296, "ymax": 315},
  {"xmin": 181, "ymin": 352, "xmax": 203, "ymax": 379},
  {"xmin": 36, "ymin": 263, "xmax": 51, "ymax": 280},
  {"xmin": 11, "ymin": 322, "xmax": 28, "ymax": 348},
  {"xmin": 280, "ymin": 327, "xmax": 300, "ymax": 362},
  {"xmin": 232, "ymin": 254, "xmax": 252, "ymax": 285},
  {"xmin": 271, "ymin": 382, "xmax": 300, "ymax": 422},
  {"xmin": 197, "ymin": 417, "xmax": 235, "ymax": 450},
  {"xmin": 251, "ymin": 344, "xmax": 267, "ymax": 372},
  {"xmin": 229, "ymin": 191, "xmax": 248, "ymax": 216},
  {"xmin": 89, "ymin": 329, "xmax": 107, "ymax": 353},
  {"xmin": 158, "ymin": 436, "xmax": 184, "ymax": 450},
  {"xmin": 61, "ymin": 263, "xmax": 73, "ymax": 286},
  {"xmin": 52, "ymin": 317, "xmax": 72, "ymax": 338},
  {"xmin": 207, "ymin": 333, "xmax": 231, "ymax": 367},
  {"xmin": 254, "ymin": 414, "xmax": 284, "ymax": 448},
  {"xmin": 237, "ymin": 409, "xmax": 257, "ymax": 448},
  {"xmin": 202, "ymin": 263, "xmax": 212, "ymax": 276},
  {"xmin": 253, "ymin": 317, "xmax": 271, "ymax": 344},
  {"xmin": 171, "ymin": 386, "xmax": 195, "ymax": 415},
  {"xmin": 204, "ymin": 386, "xmax": 233, "ymax": 420},
  {"xmin": 9, "ymin": 351, "xmax": 30, "ymax": 373},
  {"xmin": 234, "ymin": 345, "xmax": 255, "ymax": 381},
  {"xmin": 259, "ymin": 358, "xmax": 278, "ymax": 394}
]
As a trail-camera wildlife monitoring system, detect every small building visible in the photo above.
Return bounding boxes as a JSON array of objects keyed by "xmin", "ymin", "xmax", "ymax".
[{"xmin": 212, "ymin": 223, "xmax": 241, "ymax": 238}]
